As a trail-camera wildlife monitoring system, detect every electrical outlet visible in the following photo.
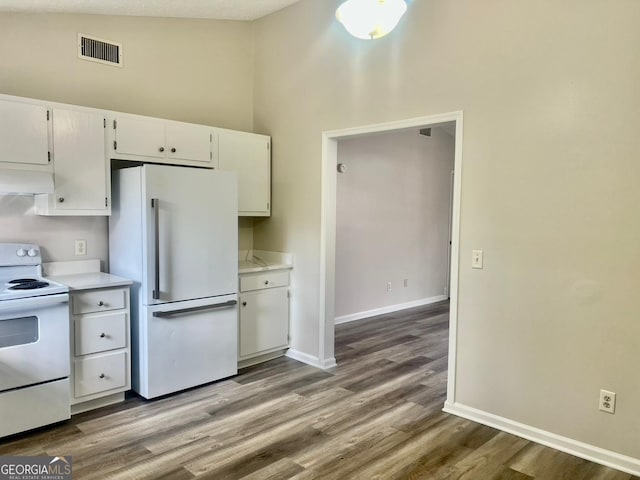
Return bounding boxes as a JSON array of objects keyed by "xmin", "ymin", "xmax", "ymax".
[
  {"xmin": 404, "ymin": 279, "xmax": 409, "ymax": 288},
  {"xmin": 599, "ymin": 390, "xmax": 616, "ymax": 414},
  {"xmin": 386, "ymin": 281, "xmax": 392, "ymax": 292},
  {"xmin": 75, "ymin": 239, "xmax": 87, "ymax": 256}
]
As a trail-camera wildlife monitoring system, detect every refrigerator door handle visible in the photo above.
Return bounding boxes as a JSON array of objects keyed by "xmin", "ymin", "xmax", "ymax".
[
  {"xmin": 152, "ymin": 300, "xmax": 238, "ymax": 318},
  {"xmin": 151, "ymin": 198, "xmax": 160, "ymax": 300}
]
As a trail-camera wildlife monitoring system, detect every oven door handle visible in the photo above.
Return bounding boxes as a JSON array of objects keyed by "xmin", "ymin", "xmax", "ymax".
[
  {"xmin": 0, "ymin": 293, "xmax": 68, "ymax": 312},
  {"xmin": 152, "ymin": 300, "xmax": 237, "ymax": 318}
]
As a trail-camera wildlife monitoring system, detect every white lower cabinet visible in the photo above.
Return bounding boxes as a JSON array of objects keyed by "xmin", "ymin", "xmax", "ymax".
[
  {"xmin": 70, "ymin": 286, "xmax": 131, "ymax": 413},
  {"xmin": 239, "ymin": 270, "xmax": 290, "ymax": 361}
]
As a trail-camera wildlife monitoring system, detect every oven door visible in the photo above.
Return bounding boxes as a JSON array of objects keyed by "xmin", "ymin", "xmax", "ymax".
[{"xmin": 0, "ymin": 293, "xmax": 69, "ymax": 392}]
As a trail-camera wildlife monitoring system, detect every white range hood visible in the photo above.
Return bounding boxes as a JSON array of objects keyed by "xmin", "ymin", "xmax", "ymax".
[{"xmin": 0, "ymin": 169, "xmax": 54, "ymax": 195}]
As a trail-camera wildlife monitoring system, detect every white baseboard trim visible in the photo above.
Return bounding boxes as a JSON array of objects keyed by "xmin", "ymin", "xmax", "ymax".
[
  {"xmin": 443, "ymin": 401, "xmax": 640, "ymax": 476},
  {"xmin": 335, "ymin": 295, "xmax": 448, "ymax": 325},
  {"xmin": 286, "ymin": 349, "xmax": 336, "ymax": 370}
]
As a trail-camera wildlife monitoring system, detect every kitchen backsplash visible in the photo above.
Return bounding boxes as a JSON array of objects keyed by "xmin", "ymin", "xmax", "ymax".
[{"xmin": 0, "ymin": 195, "xmax": 108, "ymax": 264}]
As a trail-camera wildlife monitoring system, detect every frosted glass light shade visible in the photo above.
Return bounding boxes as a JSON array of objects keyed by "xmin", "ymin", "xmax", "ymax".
[{"xmin": 336, "ymin": 0, "xmax": 408, "ymax": 40}]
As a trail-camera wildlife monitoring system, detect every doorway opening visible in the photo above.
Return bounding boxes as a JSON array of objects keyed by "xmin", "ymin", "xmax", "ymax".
[{"xmin": 319, "ymin": 111, "xmax": 463, "ymax": 405}]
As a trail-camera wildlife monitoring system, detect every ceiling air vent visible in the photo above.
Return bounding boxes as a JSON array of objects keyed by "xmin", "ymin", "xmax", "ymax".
[{"xmin": 78, "ymin": 33, "xmax": 123, "ymax": 68}]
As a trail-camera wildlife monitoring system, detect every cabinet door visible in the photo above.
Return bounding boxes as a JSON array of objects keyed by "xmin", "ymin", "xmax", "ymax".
[
  {"xmin": 218, "ymin": 130, "xmax": 271, "ymax": 216},
  {"xmin": 114, "ymin": 116, "xmax": 165, "ymax": 158},
  {"xmin": 0, "ymin": 100, "xmax": 49, "ymax": 166},
  {"xmin": 166, "ymin": 122, "xmax": 212, "ymax": 164},
  {"xmin": 239, "ymin": 288, "xmax": 289, "ymax": 357},
  {"xmin": 52, "ymin": 109, "xmax": 107, "ymax": 211}
]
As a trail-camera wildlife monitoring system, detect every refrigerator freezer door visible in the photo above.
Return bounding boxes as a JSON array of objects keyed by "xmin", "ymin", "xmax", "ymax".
[
  {"xmin": 135, "ymin": 295, "xmax": 238, "ymax": 399},
  {"xmin": 142, "ymin": 165, "xmax": 238, "ymax": 305}
]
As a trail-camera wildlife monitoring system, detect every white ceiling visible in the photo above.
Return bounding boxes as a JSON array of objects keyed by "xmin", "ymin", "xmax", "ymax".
[{"xmin": 0, "ymin": 0, "xmax": 303, "ymax": 21}]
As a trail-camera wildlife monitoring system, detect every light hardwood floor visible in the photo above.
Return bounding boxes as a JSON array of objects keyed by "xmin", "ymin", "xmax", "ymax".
[{"xmin": 1, "ymin": 301, "xmax": 636, "ymax": 479}]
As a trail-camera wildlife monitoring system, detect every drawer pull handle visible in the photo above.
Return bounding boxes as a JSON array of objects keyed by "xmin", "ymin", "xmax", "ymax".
[
  {"xmin": 100, "ymin": 332, "xmax": 106, "ymax": 338},
  {"xmin": 97, "ymin": 301, "xmax": 105, "ymax": 307},
  {"xmin": 99, "ymin": 373, "xmax": 106, "ymax": 379},
  {"xmin": 242, "ymin": 301, "xmax": 247, "ymax": 306}
]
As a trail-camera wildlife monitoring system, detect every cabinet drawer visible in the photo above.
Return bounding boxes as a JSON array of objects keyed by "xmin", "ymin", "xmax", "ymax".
[
  {"xmin": 74, "ymin": 351, "xmax": 127, "ymax": 398},
  {"xmin": 240, "ymin": 271, "xmax": 289, "ymax": 293},
  {"xmin": 75, "ymin": 312, "xmax": 127, "ymax": 356},
  {"xmin": 72, "ymin": 288, "xmax": 127, "ymax": 315}
]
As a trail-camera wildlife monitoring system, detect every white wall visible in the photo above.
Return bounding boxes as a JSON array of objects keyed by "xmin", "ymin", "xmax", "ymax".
[
  {"xmin": 252, "ymin": 0, "xmax": 640, "ymax": 461},
  {"xmin": 335, "ymin": 127, "xmax": 454, "ymax": 318},
  {"xmin": 238, "ymin": 217, "xmax": 254, "ymax": 251},
  {"xmin": 0, "ymin": 195, "xmax": 108, "ymax": 264},
  {"xmin": 0, "ymin": 13, "xmax": 255, "ymax": 263}
]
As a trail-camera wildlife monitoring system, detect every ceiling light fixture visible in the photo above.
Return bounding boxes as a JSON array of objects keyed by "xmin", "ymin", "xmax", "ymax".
[{"xmin": 336, "ymin": 0, "xmax": 408, "ymax": 40}]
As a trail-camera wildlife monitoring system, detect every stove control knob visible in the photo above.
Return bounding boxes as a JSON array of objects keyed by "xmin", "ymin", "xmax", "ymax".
[
  {"xmin": 27, "ymin": 248, "xmax": 38, "ymax": 257},
  {"xmin": 16, "ymin": 248, "xmax": 26, "ymax": 257}
]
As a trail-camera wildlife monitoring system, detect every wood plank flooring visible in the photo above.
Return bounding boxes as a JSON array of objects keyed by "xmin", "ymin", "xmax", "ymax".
[{"xmin": 1, "ymin": 301, "xmax": 636, "ymax": 479}]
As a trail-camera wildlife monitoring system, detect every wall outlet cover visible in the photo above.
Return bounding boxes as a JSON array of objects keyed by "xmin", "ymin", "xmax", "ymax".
[
  {"xmin": 599, "ymin": 389, "xmax": 616, "ymax": 414},
  {"xmin": 75, "ymin": 239, "xmax": 87, "ymax": 256}
]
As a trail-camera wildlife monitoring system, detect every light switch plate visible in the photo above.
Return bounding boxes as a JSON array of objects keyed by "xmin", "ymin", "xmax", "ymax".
[{"xmin": 472, "ymin": 250, "xmax": 483, "ymax": 269}]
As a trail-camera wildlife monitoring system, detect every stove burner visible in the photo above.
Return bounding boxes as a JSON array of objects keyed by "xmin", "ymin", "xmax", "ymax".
[
  {"xmin": 9, "ymin": 281, "xmax": 50, "ymax": 290},
  {"xmin": 8, "ymin": 278, "xmax": 38, "ymax": 284}
]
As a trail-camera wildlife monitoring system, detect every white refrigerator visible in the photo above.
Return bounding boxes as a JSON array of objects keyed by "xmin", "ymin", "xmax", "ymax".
[{"xmin": 109, "ymin": 164, "xmax": 238, "ymax": 399}]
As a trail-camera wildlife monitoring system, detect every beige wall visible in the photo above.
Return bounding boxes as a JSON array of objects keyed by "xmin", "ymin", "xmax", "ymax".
[
  {"xmin": 0, "ymin": 13, "xmax": 253, "ymax": 129},
  {"xmin": 0, "ymin": 13, "xmax": 254, "ymax": 264},
  {"xmin": 253, "ymin": 0, "xmax": 640, "ymax": 459},
  {"xmin": 335, "ymin": 128, "xmax": 454, "ymax": 317},
  {"xmin": 238, "ymin": 217, "xmax": 254, "ymax": 251}
]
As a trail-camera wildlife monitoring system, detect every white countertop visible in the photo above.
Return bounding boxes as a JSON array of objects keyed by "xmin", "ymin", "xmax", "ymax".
[
  {"xmin": 43, "ymin": 259, "xmax": 133, "ymax": 291},
  {"xmin": 47, "ymin": 272, "xmax": 132, "ymax": 291},
  {"xmin": 239, "ymin": 250, "xmax": 293, "ymax": 274}
]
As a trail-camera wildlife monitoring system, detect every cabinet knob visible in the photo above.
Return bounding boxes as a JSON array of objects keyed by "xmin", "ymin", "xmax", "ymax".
[
  {"xmin": 100, "ymin": 332, "xmax": 106, "ymax": 338},
  {"xmin": 242, "ymin": 301, "xmax": 247, "ymax": 306},
  {"xmin": 99, "ymin": 373, "xmax": 106, "ymax": 379},
  {"xmin": 264, "ymin": 280, "xmax": 269, "ymax": 285},
  {"xmin": 171, "ymin": 147, "xmax": 176, "ymax": 153},
  {"xmin": 159, "ymin": 147, "xmax": 165, "ymax": 152},
  {"xmin": 58, "ymin": 197, "xmax": 65, "ymax": 203},
  {"xmin": 97, "ymin": 301, "xmax": 105, "ymax": 307}
]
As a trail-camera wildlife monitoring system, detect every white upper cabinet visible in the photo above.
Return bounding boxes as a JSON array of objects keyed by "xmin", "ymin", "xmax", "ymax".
[
  {"xmin": 165, "ymin": 123, "xmax": 213, "ymax": 163},
  {"xmin": 111, "ymin": 114, "xmax": 215, "ymax": 168},
  {"xmin": 35, "ymin": 108, "xmax": 109, "ymax": 216},
  {"xmin": 218, "ymin": 129, "xmax": 271, "ymax": 217},
  {"xmin": 112, "ymin": 116, "xmax": 165, "ymax": 159},
  {"xmin": 0, "ymin": 94, "xmax": 271, "ymax": 218},
  {"xmin": 0, "ymin": 100, "xmax": 50, "ymax": 167}
]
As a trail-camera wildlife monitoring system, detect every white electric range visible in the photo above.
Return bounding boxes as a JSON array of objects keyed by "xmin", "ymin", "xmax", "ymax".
[{"xmin": 0, "ymin": 243, "xmax": 71, "ymax": 438}]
